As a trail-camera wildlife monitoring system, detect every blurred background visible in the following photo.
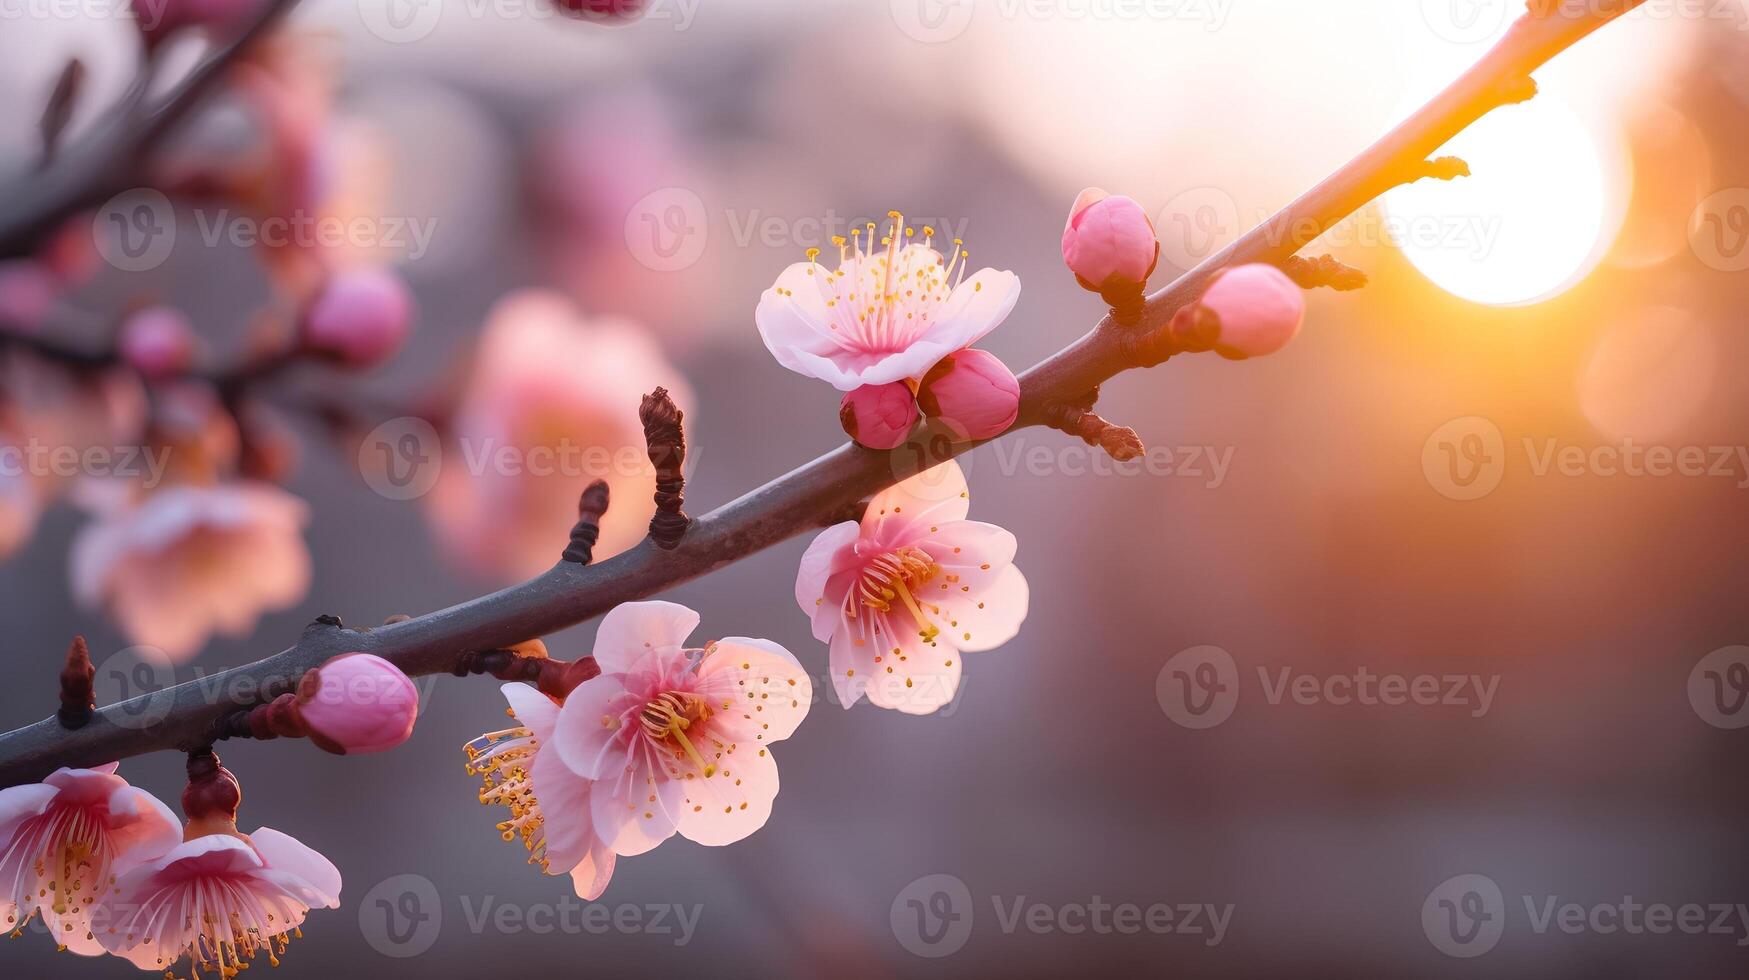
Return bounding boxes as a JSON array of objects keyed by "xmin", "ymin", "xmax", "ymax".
[{"xmin": 3, "ymin": 0, "xmax": 1748, "ymax": 976}]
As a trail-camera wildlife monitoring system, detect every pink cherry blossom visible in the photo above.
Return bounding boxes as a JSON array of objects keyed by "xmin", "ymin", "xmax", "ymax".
[
  {"xmin": 1061, "ymin": 188, "xmax": 1158, "ymax": 289},
  {"xmin": 118, "ymin": 306, "xmax": 198, "ymax": 380},
  {"xmin": 795, "ymin": 460, "xmax": 1028, "ymax": 715},
  {"xmin": 917, "ymin": 349, "xmax": 1020, "ymax": 442},
  {"xmin": 94, "ymin": 827, "xmax": 340, "ymax": 975},
  {"xmin": 0, "ymin": 765, "xmax": 180, "ymax": 955},
  {"xmin": 427, "ymin": 290, "xmax": 692, "ymax": 581},
  {"xmin": 300, "ymin": 269, "xmax": 414, "ymax": 368},
  {"xmin": 755, "ymin": 212, "xmax": 1020, "ymax": 392},
  {"xmin": 839, "ymin": 382, "xmax": 919, "ymax": 450},
  {"xmin": 465, "ymin": 683, "xmax": 616, "ymax": 900},
  {"xmin": 294, "ymin": 653, "xmax": 419, "ymax": 755},
  {"xmin": 70, "ymin": 483, "xmax": 311, "ymax": 660},
  {"xmin": 1182, "ymin": 263, "xmax": 1306, "ymax": 359},
  {"xmin": 548, "ymin": 602, "xmax": 812, "ymax": 855}
]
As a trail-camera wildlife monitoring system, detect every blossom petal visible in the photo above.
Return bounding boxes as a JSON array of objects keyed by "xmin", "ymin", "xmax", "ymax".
[
  {"xmin": 675, "ymin": 743, "xmax": 779, "ymax": 847},
  {"xmin": 934, "ymin": 565, "xmax": 1029, "ymax": 653},
  {"xmin": 103, "ymin": 785, "xmax": 181, "ymax": 875},
  {"xmin": 917, "ymin": 520, "xmax": 1018, "ymax": 578},
  {"xmin": 568, "ymin": 838, "xmax": 617, "ymax": 902},
  {"xmin": 828, "ymin": 611, "xmax": 878, "ymax": 709},
  {"xmin": 866, "ymin": 460, "xmax": 971, "ymax": 545},
  {"xmin": 592, "ymin": 600, "xmax": 699, "ymax": 673},
  {"xmin": 795, "ymin": 521, "xmax": 862, "ymax": 642},
  {"xmin": 923, "ymin": 268, "xmax": 1022, "ymax": 352},
  {"xmin": 694, "ymin": 638, "xmax": 812, "ymax": 743},
  {"xmin": 250, "ymin": 827, "xmax": 341, "ymax": 907},
  {"xmin": 501, "ymin": 682, "xmax": 560, "ymax": 744},
  {"xmin": 863, "ymin": 612, "xmax": 963, "ymax": 716},
  {"xmin": 551, "ymin": 674, "xmax": 637, "ymax": 779},
  {"xmin": 589, "ymin": 742, "xmax": 685, "ymax": 857},
  {"xmin": 529, "ymin": 744, "xmax": 602, "ymax": 882}
]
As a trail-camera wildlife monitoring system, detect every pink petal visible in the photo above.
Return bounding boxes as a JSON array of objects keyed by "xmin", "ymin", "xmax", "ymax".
[
  {"xmin": 915, "ymin": 520, "xmax": 1018, "ymax": 576},
  {"xmin": 589, "ymin": 743, "xmax": 684, "ymax": 857},
  {"xmin": 827, "ymin": 611, "xmax": 879, "ymax": 709},
  {"xmin": 675, "ymin": 742, "xmax": 780, "ymax": 847},
  {"xmin": 865, "ymin": 459, "xmax": 971, "ymax": 545},
  {"xmin": 551, "ymin": 674, "xmax": 637, "ymax": 780},
  {"xmin": 862, "ymin": 611, "xmax": 963, "ymax": 716},
  {"xmin": 917, "ymin": 268, "xmax": 1021, "ymax": 353},
  {"xmin": 568, "ymin": 839, "xmax": 617, "ymax": 902},
  {"xmin": 250, "ymin": 827, "xmax": 341, "ymax": 907},
  {"xmin": 103, "ymin": 785, "xmax": 181, "ymax": 875},
  {"xmin": 934, "ymin": 565, "xmax": 1029, "ymax": 654},
  {"xmin": 693, "ymin": 638, "xmax": 812, "ymax": 743},
  {"xmin": 501, "ymin": 682, "xmax": 560, "ymax": 744},
  {"xmin": 795, "ymin": 521, "xmax": 862, "ymax": 642},
  {"xmin": 592, "ymin": 600, "xmax": 699, "ymax": 673},
  {"xmin": 529, "ymin": 744, "xmax": 600, "ymax": 878}
]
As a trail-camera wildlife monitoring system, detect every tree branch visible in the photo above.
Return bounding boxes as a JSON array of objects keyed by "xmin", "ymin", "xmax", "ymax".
[
  {"xmin": 0, "ymin": 0, "xmax": 1646, "ymax": 786},
  {"xmin": 0, "ymin": 0, "xmax": 302, "ymax": 260}
]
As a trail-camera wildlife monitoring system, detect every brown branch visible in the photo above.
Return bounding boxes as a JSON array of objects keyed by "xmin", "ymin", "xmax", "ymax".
[
  {"xmin": 0, "ymin": 1, "xmax": 1647, "ymax": 786},
  {"xmin": 0, "ymin": 0, "xmax": 302, "ymax": 260}
]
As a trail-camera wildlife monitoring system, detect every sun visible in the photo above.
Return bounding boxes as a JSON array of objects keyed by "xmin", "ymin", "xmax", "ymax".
[{"xmin": 1381, "ymin": 96, "xmax": 1630, "ymax": 307}]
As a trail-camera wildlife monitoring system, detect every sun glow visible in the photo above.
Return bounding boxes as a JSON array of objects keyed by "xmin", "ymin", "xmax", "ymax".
[{"xmin": 1382, "ymin": 97, "xmax": 1630, "ymax": 307}]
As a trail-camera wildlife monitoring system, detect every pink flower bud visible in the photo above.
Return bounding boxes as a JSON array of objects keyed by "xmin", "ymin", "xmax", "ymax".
[
  {"xmin": 1061, "ymin": 188, "xmax": 1158, "ymax": 290},
  {"xmin": 1186, "ymin": 263, "xmax": 1305, "ymax": 360},
  {"xmin": 301, "ymin": 269, "xmax": 413, "ymax": 368},
  {"xmin": 840, "ymin": 382, "xmax": 919, "ymax": 450},
  {"xmin": 293, "ymin": 653, "xmax": 418, "ymax": 755},
  {"xmin": 552, "ymin": 0, "xmax": 647, "ymax": 20},
  {"xmin": 0, "ymin": 261, "xmax": 57, "ymax": 333},
  {"xmin": 918, "ymin": 349, "xmax": 1020, "ymax": 442},
  {"xmin": 119, "ymin": 306, "xmax": 197, "ymax": 379}
]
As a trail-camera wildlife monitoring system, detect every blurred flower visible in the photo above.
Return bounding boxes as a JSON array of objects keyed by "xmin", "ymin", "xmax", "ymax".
[
  {"xmin": 0, "ymin": 439, "xmax": 41, "ymax": 560},
  {"xmin": 755, "ymin": 212, "xmax": 1020, "ymax": 391},
  {"xmin": 95, "ymin": 828, "xmax": 340, "ymax": 974},
  {"xmin": 465, "ymin": 682, "xmax": 615, "ymax": 900},
  {"xmin": 0, "ymin": 764, "xmax": 180, "ymax": 955},
  {"xmin": 427, "ymin": 290, "xmax": 690, "ymax": 581},
  {"xmin": 1173, "ymin": 264, "xmax": 1304, "ymax": 360},
  {"xmin": 795, "ymin": 460, "xmax": 1027, "ymax": 715},
  {"xmin": 917, "ymin": 349, "xmax": 1020, "ymax": 442},
  {"xmin": 0, "ymin": 261, "xmax": 57, "ymax": 333},
  {"xmin": 1061, "ymin": 189, "xmax": 1158, "ymax": 290},
  {"xmin": 550, "ymin": 601, "xmax": 812, "ymax": 853},
  {"xmin": 134, "ymin": 0, "xmax": 264, "ymax": 50},
  {"xmin": 293, "ymin": 653, "xmax": 419, "ymax": 755},
  {"xmin": 117, "ymin": 306, "xmax": 198, "ymax": 380},
  {"xmin": 70, "ymin": 483, "xmax": 310, "ymax": 660},
  {"xmin": 300, "ymin": 268, "xmax": 414, "ymax": 368},
  {"xmin": 839, "ymin": 382, "xmax": 918, "ymax": 451}
]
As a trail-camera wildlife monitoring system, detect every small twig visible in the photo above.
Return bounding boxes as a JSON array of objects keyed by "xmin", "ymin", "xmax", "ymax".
[
  {"xmin": 1280, "ymin": 254, "xmax": 1370, "ymax": 292},
  {"xmin": 1042, "ymin": 398, "xmax": 1146, "ymax": 462},
  {"xmin": 640, "ymin": 387, "xmax": 691, "ymax": 549},
  {"xmin": 563, "ymin": 481, "xmax": 611, "ymax": 564},
  {"xmin": 56, "ymin": 637, "xmax": 94, "ymax": 730},
  {"xmin": 38, "ymin": 59, "xmax": 84, "ymax": 169}
]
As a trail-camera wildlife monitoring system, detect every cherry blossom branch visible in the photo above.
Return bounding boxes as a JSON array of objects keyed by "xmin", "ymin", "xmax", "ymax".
[
  {"xmin": 0, "ymin": 0, "xmax": 1646, "ymax": 786},
  {"xmin": 0, "ymin": 0, "xmax": 302, "ymax": 260}
]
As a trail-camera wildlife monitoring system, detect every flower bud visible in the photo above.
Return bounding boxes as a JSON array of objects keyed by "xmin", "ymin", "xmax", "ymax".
[
  {"xmin": 1176, "ymin": 263, "xmax": 1305, "ymax": 360},
  {"xmin": 917, "ymin": 349, "xmax": 1020, "ymax": 442},
  {"xmin": 1061, "ymin": 188, "xmax": 1158, "ymax": 291},
  {"xmin": 119, "ymin": 306, "xmax": 197, "ymax": 379},
  {"xmin": 840, "ymin": 382, "xmax": 920, "ymax": 451},
  {"xmin": 181, "ymin": 748, "xmax": 242, "ymax": 839},
  {"xmin": 293, "ymin": 653, "xmax": 418, "ymax": 755},
  {"xmin": 300, "ymin": 269, "xmax": 413, "ymax": 368},
  {"xmin": 552, "ymin": 0, "xmax": 647, "ymax": 20}
]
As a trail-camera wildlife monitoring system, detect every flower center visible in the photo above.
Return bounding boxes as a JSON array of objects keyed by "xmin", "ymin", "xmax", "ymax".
[
  {"xmin": 638, "ymin": 692, "xmax": 716, "ymax": 777},
  {"xmin": 804, "ymin": 210, "xmax": 973, "ymax": 356},
  {"xmin": 856, "ymin": 546, "xmax": 942, "ymax": 644}
]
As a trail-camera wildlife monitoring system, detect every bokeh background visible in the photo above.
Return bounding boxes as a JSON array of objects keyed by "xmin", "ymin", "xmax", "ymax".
[{"xmin": 4, "ymin": 0, "xmax": 1749, "ymax": 976}]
